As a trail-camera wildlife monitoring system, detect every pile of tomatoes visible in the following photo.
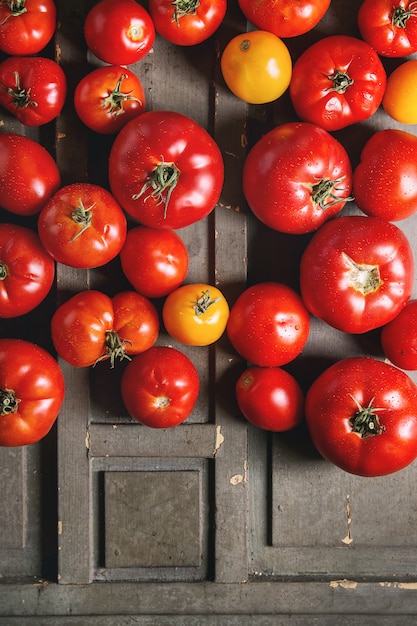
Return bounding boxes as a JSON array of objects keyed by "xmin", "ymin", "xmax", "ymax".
[{"xmin": 2, "ymin": 0, "xmax": 417, "ymax": 479}]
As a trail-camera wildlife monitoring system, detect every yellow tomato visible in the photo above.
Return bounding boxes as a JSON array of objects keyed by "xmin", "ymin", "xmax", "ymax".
[
  {"xmin": 220, "ymin": 30, "xmax": 292, "ymax": 104},
  {"xmin": 382, "ymin": 60, "xmax": 417, "ymax": 124},
  {"xmin": 162, "ymin": 283, "xmax": 230, "ymax": 346}
]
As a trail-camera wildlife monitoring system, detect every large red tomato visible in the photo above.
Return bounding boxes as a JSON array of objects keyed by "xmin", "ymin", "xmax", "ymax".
[
  {"xmin": 108, "ymin": 110, "xmax": 224, "ymax": 229},
  {"xmin": 0, "ymin": 338, "xmax": 65, "ymax": 447},
  {"xmin": 0, "ymin": 0, "xmax": 56, "ymax": 55},
  {"xmin": 305, "ymin": 357, "xmax": 417, "ymax": 477},
  {"xmin": 237, "ymin": 0, "xmax": 331, "ymax": 38},
  {"xmin": 243, "ymin": 122, "xmax": 353, "ymax": 234},
  {"xmin": 149, "ymin": 0, "xmax": 226, "ymax": 45},
  {"xmin": 299, "ymin": 216, "xmax": 414, "ymax": 334},
  {"xmin": 358, "ymin": 0, "xmax": 417, "ymax": 57},
  {"xmin": 380, "ymin": 300, "xmax": 417, "ymax": 370}
]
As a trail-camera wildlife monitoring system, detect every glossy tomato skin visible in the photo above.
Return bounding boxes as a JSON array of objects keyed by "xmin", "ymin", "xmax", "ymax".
[
  {"xmin": 121, "ymin": 346, "xmax": 200, "ymax": 428},
  {"xmin": 300, "ymin": 215, "xmax": 414, "ymax": 334},
  {"xmin": 149, "ymin": 0, "xmax": 226, "ymax": 45},
  {"xmin": 0, "ymin": 0, "xmax": 56, "ymax": 55},
  {"xmin": 381, "ymin": 300, "xmax": 417, "ymax": 370},
  {"xmin": 227, "ymin": 282, "xmax": 310, "ymax": 367},
  {"xmin": 38, "ymin": 183, "xmax": 127, "ymax": 269},
  {"xmin": 236, "ymin": 366, "xmax": 304, "ymax": 432},
  {"xmin": 382, "ymin": 60, "xmax": 417, "ymax": 125},
  {"xmin": 109, "ymin": 110, "xmax": 224, "ymax": 229},
  {"xmin": 120, "ymin": 226, "xmax": 188, "ymax": 298},
  {"xmin": 305, "ymin": 357, "xmax": 417, "ymax": 477},
  {"xmin": 353, "ymin": 129, "xmax": 417, "ymax": 221},
  {"xmin": 0, "ymin": 133, "xmax": 60, "ymax": 216},
  {"xmin": 289, "ymin": 35, "xmax": 386, "ymax": 131},
  {"xmin": 74, "ymin": 65, "xmax": 146, "ymax": 134},
  {"xmin": 358, "ymin": 0, "xmax": 417, "ymax": 57},
  {"xmin": 237, "ymin": 0, "xmax": 330, "ymax": 38},
  {"xmin": 0, "ymin": 223, "xmax": 55, "ymax": 318},
  {"xmin": 0, "ymin": 56, "xmax": 66, "ymax": 126},
  {"xmin": 243, "ymin": 122, "xmax": 353, "ymax": 234},
  {"xmin": 0, "ymin": 338, "xmax": 65, "ymax": 447},
  {"xmin": 84, "ymin": 0, "xmax": 155, "ymax": 65}
]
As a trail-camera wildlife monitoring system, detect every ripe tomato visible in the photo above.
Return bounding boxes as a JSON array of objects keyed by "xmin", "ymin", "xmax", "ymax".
[
  {"xmin": 353, "ymin": 129, "xmax": 417, "ymax": 221},
  {"xmin": 121, "ymin": 346, "xmax": 200, "ymax": 428},
  {"xmin": 382, "ymin": 60, "xmax": 417, "ymax": 124},
  {"xmin": 236, "ymin": 366, "xmax": 304, "ymax": 432},
  {"xmin": 84, "ymin": 0, "xmax": 155, "ymax": 66},
  {"xmin": 358, "ymin": 0, "xmax": 417, "ymax": 57},
  {"xmin": 227, "ymin": 282, "xmax": 310, "ymax": 367},
  {"xmin": 51, "ymin": 290, "xmax": 159, "ymax": 368},
  {"xmin": 108, "ymin": 110, "xmax": 224, "ymax": 229},
  {"xmin": 305, "ymin": 357, "xmax": 417, "ymax": 477},
  {"xmin": 0, "ymin": 338, "xmax": 65, "ymax": 447},
  {"xmin": 0, "ymin": 133, "xmax": 60, "ymax": 216},
  {"xmin": 149, "ymin": 0, "xmax": 226, "ymax": 46},
  {"xmin": 74, "ymin": 65, "xmax": 146, "ymax": 135},
  {"xmin": 162, "ymin": 283, "xmax": 230, "ymax": 346},
  {"xmin": 0, "ymin": 56, "xmax": 66, "ymax": 126},
  {"xmin": 37, "ymin": 183, "xmax": 127, "ymax": 269},
  {"xmin": 119, "ymin": 226, "xmax": 189, "ymax": 299},
  {"xmin": 0, "ymin": 0, "xmax": 56, "ymax": 55},
  {"xmin": 220, "ymin": 30, "xmax": 292, "ymax": 104},
  {"xmin": 243, "ymin": 122, "xmax": 353, "ymax": 235},
  {"xmin": 380, "ymin": 300, "xmax": 417, "ymax": 370},
  {"xmin": 300, "ymin": 215, "xmax": 414, "ymax": 334},
  {"xmin": 237, "ymin": 0, "xmax": 330, "ymax": 38},
  {"xmin": 289, "ymin": 35, "xmax": 386, "ymax": 131},
  {"xmin": 0, "ymin": 223, "xmax": 55, "ymax": 318}
]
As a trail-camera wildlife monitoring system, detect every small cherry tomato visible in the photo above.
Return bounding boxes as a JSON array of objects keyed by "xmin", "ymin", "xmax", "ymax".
[
  {"xmin": 382, "ymin": 60, "xmax": 417, "ymax": 124},
  {"xmin": 381, "ymin": 300, "xmax": 417, "ymax": 370}
]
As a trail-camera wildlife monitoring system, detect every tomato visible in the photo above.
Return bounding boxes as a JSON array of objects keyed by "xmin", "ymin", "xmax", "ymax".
[
  {"xmin": 162, "ymin": 283, "xmax": 229, "ymax": 346},
  {"xmin": 0, "ymin": 56, "xmax": 66, "ymax": 126},
  {"xmin": 37, "ymin": 183, "xmax": 127, "ymax": 269},
  {"xmin": 121, "ymin": 346, "xmax": 200, "ymax": 428},
  {"xmin": 237, "ymin": 0, "xmax": 330, "ymax": 38},
  {"xmin": 84, "ymin": 0, "xmax": 155, "ymax": 66},
  {"xmin": 0, "ymin": 0, "xmax": 56, "ymax": 55},
  {"xmin": 289, "ymin": 35, "xmax": 386, "ymax": 131},
  {"xmin": 149, "ymin": 0, "xmax": 226, "ymax": 46},
  {"xmin": 74, "ymin": 65, "xmax": 146, "ymax": 135},
  {"xmin": 0, "ymin": 133, "xmax": 60, "ymax": 216},
  {"xmin": 0, "ymin": 223, "xmax": 54, "ymax": 318},
  {"xmin": 220, "ymin": 30, "xmax": 292, "ymax": 104},
  {"xmin": 51, "ymin": 290, "xmax": 159, "ymax": 368},
  {"xmin": 300, "ymin": 215, "xmax": 414, "ymax": 334},
  {"xmin": 358, "ymin": 0, "xmax": 417, "ymax": 57},
  {"xmin": 243, "ymin": 122, "xmax": 353, "ymax": 235},
  {"xmin": 227, "ymin": 282, "xmax": 310, "ymax": 367},
  {"xmin": 119, "ymin": 226, "xmax": 188, "ymax": 299},
  {"xmin": 236, "ymin": 366, "xmax": 304, "ymax": 432},
  {"xmin": 382, "ymin": 60, "xmax": 417, "ymax": 124},
  {"xmin": 380, "ymin": 300, "xmax": 417, "ymax": 370},
  {"xmin": 353, "ymin": 129, "xmax": 417, "ymax": 221},
  {"xmin": 108, "ymin": 110, "xmax": 224, "ymax": 230},
  {"xmin": 305, "ymin": 357, "xmax": 417, "ymax": 477}
]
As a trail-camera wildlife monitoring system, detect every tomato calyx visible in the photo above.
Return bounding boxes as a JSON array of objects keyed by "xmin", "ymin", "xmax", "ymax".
[
  {"xmin": 96, "ymin": 330, "xmax": 132, "ymax": 369},
  {"xmin": 349, "ymin": 394, "xmax": 386, "ymax": 438},
  {"xmin": 133, "ymin": 159, "xmax": 181, "ymax": 218},
  {"xmin": 1, "ymin": 0, "xmax": 27, "ymax": 21},
  {"xmin": 4, "ymin": 71, "xmax": 37, "ymax": 109},
  {"xmin": 310, "ymin": 177, "xmax": 353, "ymax": 210},
  {"xmin": 342, "ymin": 252, "xmax": 382, "ymax": 295},
  {"xmin": 69, "ymin": 198, "xmax": 95, "ymax": 242},
  {"xmin": 103, "ymin": 74, "xmax": 143, "ymax": 117},
  {"xmin": 0, "ymin": 261, "xmax": 8, "ymax": 280},
  {"xmin": 327, "ymin": 70, "xmax": 354, "ymax": 94},
  {"xmin": 172, "ymin": 0, "xmax": 200, "ymax": 23},
  {"xmin": 193, "ymin": 289, "xmax": 221, "ymax": 316},
  {"xmin": 0, "ymin": 388, "xmax": 19, "ymax": 415},
  {"xmin": 154, "ymin": 395, "xmax": 171, "ymax": 409},
  {"xmin": 392, "ymin": 2, "xmax": 417, "ymax": 28}
]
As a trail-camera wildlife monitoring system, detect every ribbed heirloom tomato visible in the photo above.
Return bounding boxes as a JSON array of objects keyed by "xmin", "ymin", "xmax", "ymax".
[
  {"xmin": 149, "ymin": 0, "xmax": 226, "ymax": 46},
  {"xmin": 381, "ymin": 300, "xmax": 417, "ymax": 370},
  {"xmin": 0, "ymin": 0, "xmax": 56, "ymax": 55},
  {"xmin": 358, "ymin": 0, "xmax": 417, "ymax": 57},
  {"xmin": 237, "ymin": 0, "xmax": 331, "ymax": 38}
]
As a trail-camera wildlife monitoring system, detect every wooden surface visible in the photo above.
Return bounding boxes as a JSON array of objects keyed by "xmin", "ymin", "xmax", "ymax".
[{"xmin": 1, "ymin": 0, "xmax": 417, "ymax": 622}]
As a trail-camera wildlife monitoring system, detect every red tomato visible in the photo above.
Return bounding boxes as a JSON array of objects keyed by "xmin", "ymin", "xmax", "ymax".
[
  {"xmin": 300, "ymin": 215, "xmax": 414, "ymax": 334},
  {"xmin": 0, "ymin": 133, "xmax": 60, "ymax": 216},
  {"xmin": 289, "ymin": 35, "xmax": 386, "ymax": 131},
  {"xmin": 381, "ymin": 300, "xmax": 417, "ymax": 370},
  {"xmin": 358, "ymin": 0, "xmax": 417, "ymax": 57},
  {"xmin": 305, "ymin": 357, "xmax": 417, "ymax": 477},
  {"xmin": 121, "ymin": 346, "xmax": 200, "ymax": 428},
  {"xmin": 51, "ymin": 290, "xmax": 159, "ymax": 368},
  {"xmin": 0, "ymin": 338, "xmax": 65, "ymax": 447},
  {"xmin": 0, "ymin": 223, "xmax": 55, "ymax": 318},
  {"xmin": 227, "ymin": 282, "xmax": 310, "ymax": 367},
  {"xmin": 0, "ymin": 56, "xmax": 66, "ymax": 126},
  {"xmin": 353, "ymin": 129, "xmax": 417, "ymax": 222},
  {"xmin": 149, "ymin": 0, "xmax": 226, "ymax": 45},
  {"xmin": 74, "ymin": 65, "xmax": 146, "ymax": 135},
  {"xmin": 84, "ymin": 0, "xmax": 155, "ymax": 66},
  {"xmin": 236, "ymin": 366, "xmax": 304, "ymax": 432},
  {"xmin": 108, "ymin": 110, "xmax": 224, "ymax": 229},
  {"xmin": 37, "ymin": 183, "xmax": 127, "ymax": 269},
  {"xmin": 237, "ymin": 0, "xmax": 330, "ymax": 38},
  {"xmin": 243, "ymin": 122, "xmax": 353, "ymax": 234},
  {"xmin": 0, "ymin": 0, "xmax": 56, "ymax": 55},
  {"xmin": 119, "ymin": 226, "xmax": 188, "ymax": 298}
]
